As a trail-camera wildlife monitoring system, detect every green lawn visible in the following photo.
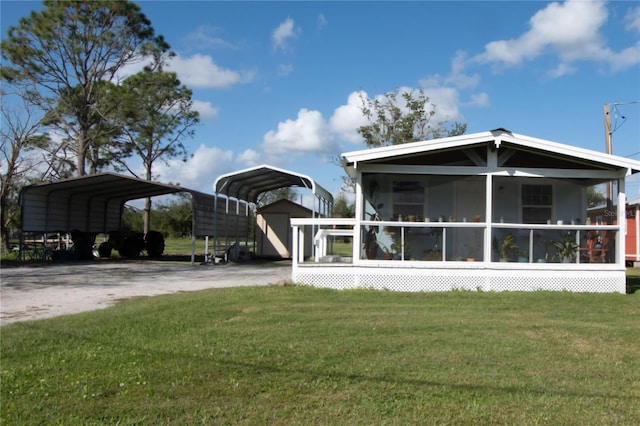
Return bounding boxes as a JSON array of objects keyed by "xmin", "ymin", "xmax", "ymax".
[
  {"xmin": 2, "ymin": 286, "xmax": 639, "ymax": 424},
  {"xmin": 163, "ymin": 236, "xmax": 204, "ymax": 255},
  {"xmin": 627, "ymin": 266, "xmax": 640, "ymax": 294}
]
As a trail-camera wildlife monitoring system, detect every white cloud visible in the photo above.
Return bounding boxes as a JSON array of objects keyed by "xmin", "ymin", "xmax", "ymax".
[
  {"xmin": 272, "ymin": 17, "xmax": 298, "ymax": 52},
  {"xmin": 466, "ymin": 92, "xmax": 490, "ymax": 107},
  {"xmin": 434, "ymin": 51, "xmax": 480, "ymax": 90},
  {"xmin": 262, "ymin": 108, "xmax": 337, "ymax": 156},
  {"xmin": 417, "ymin": 50, "xmax": 486, "ymax": 117},
  {"xmin": 192, "ymin": 100, "xmax": 219, "ymax": 122},
  {"xmin": 317, "ymin": 14, "xmax": 328, "ymax": 30},
  {"xmin": 413, "ymin": 85, "xmax": 462, "ymax": 124},
  {"xmin": 277, "ymin": 63, "xmax": 294, "ymax": 76},
  {"xmin": 329, "ymin": 91, "xmax": 368, "ymax": 144},
  {"xmin": 168, "ymin": 54, "xmax": 254, "ymax": 89},
  {"xmin": 330, "ymin": 84, "xmax": 471, "ymax": 148},
  {"xmin": 112, "ymin": 59, "xmax": 148, "ymax": 83},
  {"xmin": 182, "ymin": 25, "xmax": 238, "ymax": 50},
  {"xmin": 547, "ymin": 63, "xmax": 577, "ymax": 78},
  {"xmin": 236, "ymin": 149, "xmax": 261, "ymax": 167},
  {"xmin": 365, "ymin": 85, "xmax": 464, "ymax": 125},
  {"xmin": 474, "ymin": 0, "xmax": 639, "ymax": 75},
  {"xmin": 606, "ymin": 44, "xmax": 640, "ymax": 72},
  {"xmin": 154, "ymin": 145, "xmax": 234, "ymax": 192},
  {"xmin": 626, "ymin": 6, "xmax": 640, "ymax": 32}
]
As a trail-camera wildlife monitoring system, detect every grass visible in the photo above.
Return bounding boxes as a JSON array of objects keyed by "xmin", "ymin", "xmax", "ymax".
[
  {"xmin": 326, "ymin": 239, "xmax": 353, "ymax": 257},
  {"xmin": 162, "ymin": 236, "xmax": 206, "ymax": 255},
  {"xmin": 627, "ymin": 266, "xmax": 640, "ymax": 294},
  {"xmin": 2, "ymin": 286, "xmax": 639, "ymax": 425}
]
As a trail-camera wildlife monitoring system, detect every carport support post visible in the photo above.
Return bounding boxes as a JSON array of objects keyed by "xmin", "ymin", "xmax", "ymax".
[
  {"xmin": 191, "ymin": 196, "xmax": 196, "ymax": 265},
  {"xmin": 190, "ymin": 234, "xmax": 196, "ymax": 264},
  {"xmin": 213, "ymin": 193, "xmax": 218, "ymax": 264},
  {"xmin": 18, "ymin": 232, "xmax": 24, "ymax": 262}
]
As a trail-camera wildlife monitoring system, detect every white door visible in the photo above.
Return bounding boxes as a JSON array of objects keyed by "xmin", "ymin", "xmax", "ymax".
[{"xmin": 453, "ymin": 179, "xmax": 485, "ymax": 259}]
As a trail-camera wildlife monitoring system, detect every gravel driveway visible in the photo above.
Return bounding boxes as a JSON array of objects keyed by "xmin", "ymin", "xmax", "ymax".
[{"xmin": 0, "ymin": 259, "xmax": 291, "ymax": 325}]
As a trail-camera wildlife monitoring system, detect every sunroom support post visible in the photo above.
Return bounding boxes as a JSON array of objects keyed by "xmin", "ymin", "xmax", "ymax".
[
  {"xmin": 616, "ymin": 177, "xmax": 626, "ymax": 265},
  {"xmin": 353, "ymin": 172, "xmax": 364, "ymax": 263},
  {"xmin": 635, "ymin": 203, "xmax": 640, "ymax": 262},
  {"xmin": 291, "ymin": 224, "xmax": 299, "ymax": 273},
  {"xmin": 484, "ymin": 174, "xmax": 493, "ymax": 263}
]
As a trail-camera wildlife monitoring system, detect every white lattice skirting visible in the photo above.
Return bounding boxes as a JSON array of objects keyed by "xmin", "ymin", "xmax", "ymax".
[{"xmin": 292, "ymin": 265, "xmax": 626, "ymax": 293}]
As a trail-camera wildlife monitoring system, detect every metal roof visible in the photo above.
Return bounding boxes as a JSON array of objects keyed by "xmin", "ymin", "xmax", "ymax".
[
  {"xmin": 213, "ymin": 164, "xmax": 333, "ymax": 204},
  {"xmin": 341, "ymin": 129, "xmax": 640, "ymax": 177},
  {"xmin": 19, "ymin": 172, "xmax": 219, "ymax": 235}
]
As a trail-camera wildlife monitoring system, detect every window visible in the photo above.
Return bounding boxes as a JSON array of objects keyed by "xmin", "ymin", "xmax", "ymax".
[
  {"xmin": 392, "ymin": 181, "xmax": 425, "ymax": 219},
  {"xmin": 522, "ymin": 184, "xmax": 552, "ymax": 224}
]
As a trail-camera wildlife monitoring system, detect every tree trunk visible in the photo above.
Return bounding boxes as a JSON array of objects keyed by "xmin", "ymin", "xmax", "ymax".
[
  {"xmin": 89, "ymin": 141, "xmax": 99, "ymax": 175},
  {"xmin": 0, "ymin": 192, "xmax": 10, "ymax": 252},
  {"xmin": 144, "ymin": 157, "xmax": 153, "ymax": 234},
  {"xmin": 77, "ymin": 131, "xmax": 87, "ymax": 176},
  {"xmin": 1, "ymin": 148, "xmax": 19, "ymax": 251}
]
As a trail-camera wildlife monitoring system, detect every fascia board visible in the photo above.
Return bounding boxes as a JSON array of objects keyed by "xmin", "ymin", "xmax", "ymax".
[
  {"xmin": 341, "ymin": 130, "xmax": 640, "ymax": 173},
  {"xmin": 507, "ymin": 132, "xmax": 640, "ymax": 172},
  {"xmin": 341, "ymin": 131, "xmax": 494, "ymax": 164}
]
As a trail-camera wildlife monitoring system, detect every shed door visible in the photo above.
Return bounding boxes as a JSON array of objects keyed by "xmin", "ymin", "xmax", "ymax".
[{"xmin": 259, "ymin": 213, "xmax": 291, "ymax": 258}]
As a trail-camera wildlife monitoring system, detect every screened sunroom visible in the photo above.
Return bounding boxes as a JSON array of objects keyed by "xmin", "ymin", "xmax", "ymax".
[{"xmin": 290, "ymin": 129, "xmax": 640, "ymax": 293}]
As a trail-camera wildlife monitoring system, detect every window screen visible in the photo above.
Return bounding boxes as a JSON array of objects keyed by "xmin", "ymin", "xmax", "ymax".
[{"xmin": 522, "ymin": 184, "xmax": 552, "ymax": 224}]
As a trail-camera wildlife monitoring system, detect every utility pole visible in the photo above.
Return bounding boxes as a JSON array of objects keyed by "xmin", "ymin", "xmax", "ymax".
[
  {"xmin": 603, "ymin": 103, "xmax": 612, "ymax": 155},
  {"xmin": 603, "ymin": 103, "xmax": 613, "ymax": 224}
]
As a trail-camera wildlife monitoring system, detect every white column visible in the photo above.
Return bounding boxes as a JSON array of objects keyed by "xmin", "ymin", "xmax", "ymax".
[
  {"xmin": 635, "ymin": 203, "xmax": 640, "ymax": 262},
  {"xmin": 353, "ymin": 172, "xmax": 363, "ymax": 263},
  {"xmin": 298, "ymin": 226, "xmax": 305, "ymax": 263},
  {"xmin": 291, "ymin": 225, "xmax": 299, "ymax": 280},
  {"xmin": 484, "ymin": 174, "xmax": 493, "ymax": 263},
  {"xmin": 616, "ymin": 178, "xmax": 626, "ymax": 265}
]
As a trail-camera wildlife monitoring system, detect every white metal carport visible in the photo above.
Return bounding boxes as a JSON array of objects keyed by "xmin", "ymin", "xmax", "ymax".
[{"xmin": 213, "ymin": 164, "xmax": 334, "ymax": 260}]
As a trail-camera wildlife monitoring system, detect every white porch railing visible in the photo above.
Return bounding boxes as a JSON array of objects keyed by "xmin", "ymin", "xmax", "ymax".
[
  {"xmin": 290, "ymin": 218, "xmax": 625, "ymax": 293},
  {"xmin": 291, "ymin": 218, "xmax": 622, "ymax": 266}
]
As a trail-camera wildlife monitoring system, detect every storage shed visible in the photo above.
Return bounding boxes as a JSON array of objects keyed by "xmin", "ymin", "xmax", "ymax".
[{"xmin": 256, "ymin": 199, "xmax": 314, "ymax": 259}]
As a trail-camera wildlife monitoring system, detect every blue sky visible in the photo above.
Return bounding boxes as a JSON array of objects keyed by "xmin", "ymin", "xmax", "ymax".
[{"xmin": 2, "ymin": 0, "xmax": 640, "ymax": 200}]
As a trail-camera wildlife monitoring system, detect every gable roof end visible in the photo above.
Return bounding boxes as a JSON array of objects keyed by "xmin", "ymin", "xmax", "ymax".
[{"xmin": 341, "ymin": 130, "xmax": 640, "ymax": 176}]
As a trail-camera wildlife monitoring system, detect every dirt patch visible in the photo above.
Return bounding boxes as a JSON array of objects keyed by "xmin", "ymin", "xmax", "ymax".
[{"xmin": 0, "ymin": 259, "xmax": 291, "ymax": 325}]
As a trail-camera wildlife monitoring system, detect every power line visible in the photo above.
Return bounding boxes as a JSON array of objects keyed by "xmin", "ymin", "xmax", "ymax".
[{"xmin": 608, "ymin": 100, "xmax": 639, "ymax": 135}]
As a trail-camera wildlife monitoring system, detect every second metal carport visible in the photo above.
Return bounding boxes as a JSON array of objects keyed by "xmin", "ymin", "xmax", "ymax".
[{"xmin": 213, "ymin": 164, "xmax": 334, "ymax": 260}]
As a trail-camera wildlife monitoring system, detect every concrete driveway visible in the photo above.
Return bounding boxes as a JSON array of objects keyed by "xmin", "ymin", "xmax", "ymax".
[{"xmin": 0, "ymin": 259, "xmax": 291, "ymax": 325}]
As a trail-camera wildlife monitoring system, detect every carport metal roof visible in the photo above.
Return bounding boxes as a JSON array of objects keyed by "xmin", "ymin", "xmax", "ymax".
[
  {"xmin": 20, "ymin": 172, "xmax": 216, "ymax": 235},
  {"xmin": 213, "ymin": 164, "xmax": 333, "ymax": 205}
]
